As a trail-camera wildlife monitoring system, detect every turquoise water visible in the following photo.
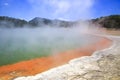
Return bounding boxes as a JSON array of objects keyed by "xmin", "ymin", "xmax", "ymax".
[{"xmin": 0, "ymin": 28, "xmax": 100, "ymax": 66}]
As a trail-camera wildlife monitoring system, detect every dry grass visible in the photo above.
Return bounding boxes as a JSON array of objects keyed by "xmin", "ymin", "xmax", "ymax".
[{"xmin": 105, "ymin": 29, "xmax": 120, "ymax": 36}]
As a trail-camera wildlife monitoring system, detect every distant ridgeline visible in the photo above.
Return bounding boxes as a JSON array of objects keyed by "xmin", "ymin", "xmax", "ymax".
[
  {"xmin": 0, "ymin": 15, "xmax": 120, "ymax": 29},
  {"xmin": 0, "ymin": 16, "xmax": 75, "ymax": 28}
]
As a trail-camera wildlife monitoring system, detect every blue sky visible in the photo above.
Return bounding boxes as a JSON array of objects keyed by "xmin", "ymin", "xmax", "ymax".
[{"xmin": 0, "ymin": 0, "xmax": 120, "ymax": 21}]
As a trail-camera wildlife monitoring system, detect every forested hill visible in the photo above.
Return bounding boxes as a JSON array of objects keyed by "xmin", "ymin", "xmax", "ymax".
[
  {"xmin": 0, "ymin": 16, "xmax": 75, "ymax": 28},
  {"xmin": 0, "ymin": 15, "xmax": 120, "ymax": 29},
  {"xmin": 91, "ymin": 15, "xmax": 120, "ymax": 29},
  {"xmin": 0, "ymin": 16, "xmax": 28, "ymax": 28}
]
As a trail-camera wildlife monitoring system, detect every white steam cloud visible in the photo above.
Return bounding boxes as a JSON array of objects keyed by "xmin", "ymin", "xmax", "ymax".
[
  {"xmin": 0, "ymin": 0, "xmax": 105, "ymax": 66},
  {"xmin": 27, "ymin": 0, "xmax": 94, "ymax": 20},
  {"xmin": 0, "ymin": 26, "xmax": 102, "ymax": 66}
]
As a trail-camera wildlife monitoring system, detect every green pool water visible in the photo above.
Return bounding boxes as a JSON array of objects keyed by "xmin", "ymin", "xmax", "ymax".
[{"xmin": 0, "ymin": 28, "xmax": 101, "ymax": 66}]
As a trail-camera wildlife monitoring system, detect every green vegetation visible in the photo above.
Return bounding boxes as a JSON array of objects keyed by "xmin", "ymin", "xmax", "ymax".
[
  {"xmin": 92, "ymin": 15, "xmax": 120, "ymax": 29},
  {"xmin": 0, "ymin": 16, "xmax": 28, "ymax": 28}
]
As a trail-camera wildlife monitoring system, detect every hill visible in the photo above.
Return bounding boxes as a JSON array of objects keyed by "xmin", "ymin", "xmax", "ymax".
[
  {"xmin": 0, "ymin": 15, "xmax": 120, "ymax": 29},
  {"xmin": 91, "ymin": 15, "xmax": 120, "ymax": 29}
]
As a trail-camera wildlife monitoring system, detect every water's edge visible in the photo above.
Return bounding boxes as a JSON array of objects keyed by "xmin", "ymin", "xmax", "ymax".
[{"xmin": 14, "ymin": 35, "xmax": 119, "ymax": 80}]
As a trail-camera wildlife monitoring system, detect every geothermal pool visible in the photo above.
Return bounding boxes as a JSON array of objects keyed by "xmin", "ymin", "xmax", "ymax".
[{"xmin": 0, "ymin": 28, "xmax": 101, "ymax": 66}]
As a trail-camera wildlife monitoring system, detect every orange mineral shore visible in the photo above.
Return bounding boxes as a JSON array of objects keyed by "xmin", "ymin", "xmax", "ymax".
[{"xmin": 0, "ymin": 37, "xmax": 112, "ymax": 80}]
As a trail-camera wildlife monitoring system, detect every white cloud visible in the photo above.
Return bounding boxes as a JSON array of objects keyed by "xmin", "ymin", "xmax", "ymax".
[
  {"xmin": 4, "ymin": 3, "xmax": 9, "ymax": 6},
  {"xmin": 27, "ymin": 0, "xmax": 95, "ymax": 20},
  {"xmin": 48, "ymin": 0, "xmax": 70, "ymax": 15}
]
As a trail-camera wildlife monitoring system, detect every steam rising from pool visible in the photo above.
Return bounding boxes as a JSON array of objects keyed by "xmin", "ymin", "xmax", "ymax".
[{"xmin": 0, "ymin": 26, "xmax": 101, "ymax": 66}]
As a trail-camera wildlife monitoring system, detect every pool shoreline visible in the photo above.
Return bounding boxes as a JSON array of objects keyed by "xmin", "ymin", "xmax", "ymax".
[{"xmin": 0, "ymin": 36, "xmax": 112, "ymax": 80}]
